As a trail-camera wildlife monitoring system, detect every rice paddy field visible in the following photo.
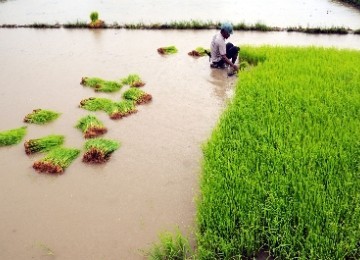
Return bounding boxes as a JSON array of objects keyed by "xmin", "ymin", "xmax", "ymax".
[{"xmin": 197, "ymin": 46, "xmax": 360, "ymax": 259}]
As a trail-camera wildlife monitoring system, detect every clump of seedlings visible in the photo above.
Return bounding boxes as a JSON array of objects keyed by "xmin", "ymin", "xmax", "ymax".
[
  {"xmin": 188, "ymin": 46, "xmax": 210, "ymax": 57},
  {"xmin": 0, "ymin": 126, "xmax": 27, "ymax": 147},
  {"xmin": 79, "ymin": 97, "xmax": 114, "ymax": 111},
  {"xmin": 107, "ymin": 100, "xmax": 137, "ymax": 119},
  {"xmin": 33, "ymin": 147, "xmax": 80, "ymax": 174},
  {"xmin": 24, "ymin": 109, "xmax": 60, "ymax": 124},
  {"xmin": 123, "ymin": 88, "xmax": 152, "ymax": 104},
  {"xmin": 24, "ymin": 135, "xmax": 64, "ymax": 155},
  {"xmin": 121, "ymin": 74, "xmax": 145, "ymax": 87},
  {"xmin": 76, "ymin": 114, "xmax": 107, "ymax": 138},
  {"xmin": 157, "ymin": 46, "xmax": 178, "ymax": 55},
  {"xmin": 82, "ymin": 138, "xmax": 120, "ymax": 164},
  {"xmin": 89, "ymin": 11, "xmax": 105, "ymax": 28},
  {"xmin": 81, "ymin": 77, "xmax": 123, "ymax": 92}
]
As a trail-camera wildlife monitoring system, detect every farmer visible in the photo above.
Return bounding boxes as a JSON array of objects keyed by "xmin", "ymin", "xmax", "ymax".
[{"xmin": 210, "ymin": 22, "xmax": 239, "ymax": 74}]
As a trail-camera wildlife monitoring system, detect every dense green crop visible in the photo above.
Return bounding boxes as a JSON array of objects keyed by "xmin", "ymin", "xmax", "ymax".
[
  {"xmin": 24, "ymin": 135, "xmax": 64, "ymax": 154},
  {"xmin": 0, "ymin": 126, "xmax": 27, "ymax": 146},
  {"xmin": 24, "ymin": 109, "xmax": 60, "ymax": 124},
  {"xmin": 197, "ymin": 46, "xmax": 360, "ymax": 259}
]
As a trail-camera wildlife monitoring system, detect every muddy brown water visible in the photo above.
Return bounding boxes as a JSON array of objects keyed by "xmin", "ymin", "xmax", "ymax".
[{"xmin": 0, "ymin": 29, "xmax": 359, "ymax": 259}]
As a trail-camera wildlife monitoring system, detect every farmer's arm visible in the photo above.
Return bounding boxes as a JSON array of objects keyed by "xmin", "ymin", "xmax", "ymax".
[{"xmin": 221, "ymin": 54, "xmax": 238, "ymax": 71}]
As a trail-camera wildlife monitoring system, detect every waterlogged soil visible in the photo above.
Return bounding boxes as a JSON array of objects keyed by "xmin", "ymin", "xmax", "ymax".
[
  {"xmin": 0, "ymin": 0, "xmax": 360, "ymax": 29},
  {"xmin": 0, "ymin": 29, "xmax": 359, "ymax": 259}
]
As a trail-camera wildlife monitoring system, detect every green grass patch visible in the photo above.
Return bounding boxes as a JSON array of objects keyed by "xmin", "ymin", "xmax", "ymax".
[
  {"xmin": 82, "ymin": 138, "xmax": 120, "ymax": 164},
  {"xmin": 157, "ymin": 46, "xmax": 178, "ymax": 55},
  {"xmin": 24, "ymin": 135, "xmax": 64, "ymax": 155},
  {"xmin": 33, "ymin": 147, "xmax": 80, "ymax": 174},
  {"xmin": 197, "ymin": 46, "xmax": 360, "ymax": 259},
  {"xmin": 80, "ymin": 77, "xmax": 123, "ymax": 92},
  {"xmin": 24, "ymin": 109, "xmax": 60, "ymax": 124},
  {"xmin": 121, "ymin": 74, "xmax": 145, "ymax": 87},
  {"xmin": 0, "ymin": 126, "xmax": 27, "ymax": 147},
  {"xmin": 287, "ymin": 26, "xmax": 349, "ymax": 34},
  {"xmin": 123, "ymin": 88, "xmax": 152, "ymax": 104},
  {"xmin": 75, "ymin": 114, "xmax": 107, "ymax": 139}
]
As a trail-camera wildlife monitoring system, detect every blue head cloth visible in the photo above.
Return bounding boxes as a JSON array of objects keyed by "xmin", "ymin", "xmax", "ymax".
[{"xmin": 221, "ymin": 22, "xmax": 233, "ymax": 34}]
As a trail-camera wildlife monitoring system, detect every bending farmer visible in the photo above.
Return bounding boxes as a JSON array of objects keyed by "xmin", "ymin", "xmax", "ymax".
[{"xmin": 210, "ymin": 22, "xmax": 239, "ymax": 73}]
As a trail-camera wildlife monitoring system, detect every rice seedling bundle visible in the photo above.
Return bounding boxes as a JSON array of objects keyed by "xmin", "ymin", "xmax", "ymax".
[
  {"xmin": 33, "ymin": 147, "xmax": 80, "ymax": 174},
  {"xmin": 107, "ymin": 100, "xmax": 137, "ymax": 119},
  {"xmin": 121, "ymin": 74, "xmax": 145, "ymax": 87},
  {"xmin": 197, "ymin": 46, "xmax": 360, "ymax": 259},
  {"xmin": 75, "ymin": 114, "xmax": 107, "ymax": 138},
  {"xmin": 188, "ymin": 46, "xmax": 210, "ymax": 57},
  {"xmin": 81, "ymin": 77, "xmax": 122, "ymax": 92},
  {"xmin": 123, "ymin": 88, "xmax": 152, "ymax": 104},
  {"xmin": 79, "ymin": 97, "xmax": 114, "ymax": 111},
  {"xmin": 82, "ymin": 138, "xmax": 120, "ymax": 164},
  {"xmin": 24, "ymin": 109, "xmax": 60, "ymax": 124},
  {"xmin": 0, "ymin": 126, "xmax": 27, "ymax": 146},
  {"xmin": 24, "ymin": 135, "xmax": 64, "ymax": 155},
  {"xmin": 157, "ymin": 46, "xmax": 178, "ymax": 55}
]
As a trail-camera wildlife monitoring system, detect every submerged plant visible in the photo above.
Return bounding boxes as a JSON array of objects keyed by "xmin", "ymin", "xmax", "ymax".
[
  {"xmin": 82, "ymin": 138, "xmax": 120, "ymax": 164},
  {"xmin": 0, "ymin": 126, "xmax": 27, "ymax": 147},
  {"xmin": 24, "ymin": 135, "xmax": 64, "ymax": 155},
  {"xmin": 81, "ymin": 77, "xmax": 123, "ymax": 92},
  {"xmin": 24, "ymin": 109, "xmax": 60, "ymax": 125},
  {"xmin": 188, "ymin": 46, "xmax": 210, "ymax": 57},
  {"xmin": 123, "ymin": 88, "xmax": 152, "ymax": 104},
  {"xmin": 75, "ymin": 114, "xmax": 107, "ymax": 138},
  {"xmin": 121, "ymin": 74, "xmax": 145, "ymax": 87},
  {"xmin": 157, "ymin": 46, "xmax": 178, "ymax": 55},
  {"xmin": 33, "ymin": 147, "xmax": 80, "ymax": 174}
]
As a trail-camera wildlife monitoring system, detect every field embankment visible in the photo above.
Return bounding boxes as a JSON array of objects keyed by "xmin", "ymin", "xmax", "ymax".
[{"xmin": 197, "ymin": 46, "xmax": 360, "ymax": 259}]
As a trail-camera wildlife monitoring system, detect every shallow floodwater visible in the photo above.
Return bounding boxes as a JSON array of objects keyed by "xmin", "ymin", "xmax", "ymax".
[
  {"xmin": 0, "ymin": 29, "xmax": 359, "ymax": 259},
  {"xmin": 1, "ymin": 0, "xmax": 360, "ymax": 29}
]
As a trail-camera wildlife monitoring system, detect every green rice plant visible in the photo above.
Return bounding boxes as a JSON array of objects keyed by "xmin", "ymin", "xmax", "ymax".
[
  {"xmin": 79, "ymin": 97, "xmax": 114, "ymax": 111},
  {"xmin": 0, "ymin": 126, "xmax": 27, "ymax": 146},
  {"xmin": 63, "ymin": 20, "xmax": 88, "ymax": 28},
  {"xmin": 75, "ymin": 114, "xmax": 107, "ymax": 139},
  {"xmin": 188, "ymin": 46, "xmax": 210, "ymax": 57},
  {"xmin": 197, "ymin": 46, "xmax": 360, "ymax": 259},
  {"xmin": 146, "ymin": 229, "xmax": 193, "ymax": 260},
  {"xmin": 81, "ymin": 77, "xmax": 123, "ymax": 92},
  {"xmin": 106, "ymin": 100, "xmax": 137, "ymax": 119},
  {"xmin": 33, "ymin": 147, "xmax": 80, "ymax": 174},
  {"xmin": 24, "ymin": 135, "xmax": 64, "ymax": 155},
  {"xmin": 157, "ymin": 46, "xmax": 178, "ymax": 55},
  {"xmin": 82, "ymin": 138, "xmax": 120, "ymax": 164},
  {"xmin": 123, "ymin": 88, "xmax": 152, "ymax": 104},
  {"xmin": 24, "ymin": 109, "xmax": 60, "ymax": 124},
  {"xmin": 90, "ymin": 11, "xmax": 99, "ymax": 23},
  {"xmin": 121, "ymin": 74, "xmax": 145, "ymax": 87}
]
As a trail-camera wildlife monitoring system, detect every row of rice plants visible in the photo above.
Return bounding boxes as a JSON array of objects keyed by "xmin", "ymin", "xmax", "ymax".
[{"xmin": 196, "ymin": 46, "xmax": 360, "ymax": 259}]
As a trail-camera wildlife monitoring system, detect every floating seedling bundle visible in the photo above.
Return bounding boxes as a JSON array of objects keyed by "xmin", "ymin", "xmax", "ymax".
[
  {"xmin": 81, "ymin": 77, "xmax": 123, "ymax": 92},
  {"xmin": 24, "ymin": 135, "xmax": 64, "ymax": 155},
  {"xmin": 0, "ymin": 126, "xmax": 27, "ymax": 146},
  {"xmin": 123, "ymin": 88, "xmax": 152, "ymax": 104},
  {"xmin": 121, "ymin": 74, "xmax": 145, "ymax": 87},
  {"xmin": 157, "ymin": 46, "xmax": 178, "ymax": 55},
  {"xmin": 79, "ymin": 97, "xmax": 114, "ymax": 111},
  {"xmin": 82, "ymin": 138, "xmax": 120, "ymax": 164},
  {"xmin": 33, "ymin": 147, "xmax": 80, "ymax": 174},
  {"xmin": 76, "ymin": 114, "xmax": 107, "ymax": 138},
  {"xmin": 188, "ymin": 47, "xmax": 210, "ymax": 57},
  {"xmin": 24, "ymin": 109, "xmax": 60, "ymax": 124}
]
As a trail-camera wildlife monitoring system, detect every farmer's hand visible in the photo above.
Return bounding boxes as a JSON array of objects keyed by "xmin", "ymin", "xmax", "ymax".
[{"xmin": 232, "ymin": 64, "xmax": 239, "ymax": 72}]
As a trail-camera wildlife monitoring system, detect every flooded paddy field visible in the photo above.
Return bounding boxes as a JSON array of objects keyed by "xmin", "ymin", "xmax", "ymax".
[{"xmin": 0, "ymin": 28, "xmax": 359, "ymax": 259}]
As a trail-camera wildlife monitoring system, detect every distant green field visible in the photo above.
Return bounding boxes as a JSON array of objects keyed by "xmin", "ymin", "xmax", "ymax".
[{"xmin": 197, "ymin": 46, "xmax": 360, "ymax": 259}]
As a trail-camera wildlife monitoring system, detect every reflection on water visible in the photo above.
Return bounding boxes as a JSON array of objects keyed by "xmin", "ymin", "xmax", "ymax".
[{"xmin": 0, "ymin": 0, "xmax": 360, "ymax": 28}]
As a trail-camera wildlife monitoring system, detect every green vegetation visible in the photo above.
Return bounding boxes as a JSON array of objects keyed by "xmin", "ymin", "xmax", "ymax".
[
  {"xmin": 147, "ymin": 229, "xmax": 193, "ymax": 260},
  {"xmin": 82, "ymin": 138, "xmax": 120, "ymax": 163},
  {"xmin": 0, "ymin": 126, "xmax": 27, "ymax": 146},
  {"xmin": 157, "ymin": 46, "xmax": 178, "ymax": 55},
  {"xmin": 121, "ymin": 74, "xmax": 145, "ymax": 87},
  {"xmin": 287, "ymin": 26, "xmax": 349, "ymax": 34},
  {"xmin": 90, "ymin": 12, "xmax": 99, "ymax": 23},
  {"xmin": 188, "ymin": 46, "xmax": 210, "ymax": 57},
  {"xmin": 33, "ymin": 147, "xmax": 80, "ymax": 173},
  {"xmin": 24, "ymin": 135, "xmax": 64, "ymax": 155},
  {"xmin": 89, "ymin": 11, "xmax": 105, "ymax": 28},
  {"xmin": 75, "ymin": 114, "xmax": 107, "ymax": 138},
  {"xmin": 63, "ymin": 20, "xmax": 88, "ymax": 28},
  {"xmin": 197, "ymin": 46, "xmax": 360, "ymax": 259},
  {"xmin": 81, "ymin": 77, "xmax": 123, "ymax": 92},
  {"xmin": 24, "ymin": 109, "xmax": 60, "ymax": 124},
  {"xmin": 123, "ymin": 88, "xmax": 152, "ymax": 104}
]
